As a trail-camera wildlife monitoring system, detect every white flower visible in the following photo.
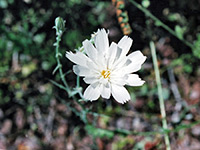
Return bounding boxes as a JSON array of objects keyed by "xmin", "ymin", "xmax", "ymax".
[{"xmin": 66, "ymin": 29, "xmax": 146, "ymax": 104}]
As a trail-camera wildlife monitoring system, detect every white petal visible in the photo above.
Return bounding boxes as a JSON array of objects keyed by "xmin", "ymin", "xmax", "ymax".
[
  {"xmin": 110, "ymin": 68, "xmax": 126, "ymax": 78},
  {"xmin": 95, "ymin": 29, "xmax": 109, "ymax": 55},
  {"xmin": 112, "ymin": 55, "xmax": 127, "ymax": 71},
  {"xmin": 100, "ymin": 83, "xmax": 111, "ymax": 99},
  {"xmin": 107, "ymin": 43, "xmax": 123, "ymax": 69},
  {"xmin": 124, "ymin": 51, "xmax": 147, "ymax": 73},
  {"xmin": 99, "ymin": 77, "xmax": 109, "ymax": 85},
  {"xmin": 118, "ymin": 36, "xmax": 133, "ymax": 56},
  {"xmin": 107, "ymin": 42, "xmax": 118, "ymax": 68},
  {"xmin": 86, "ymin": 60, "xmax": 99, "ymax": 72},
  {"xmin": 73, "ymin": 65, "xmax": 91, "ymax": 77},
  {"xmin": 66, "ymin": 51, "xmax": 89, "ymax": 67},
  {"xmin": 110, "ymin": 76, "xmax": 127, "ymax": 86},
  {"xmin": 126, "ymin": 74, "xmax": 145, "ymax": 86},
  {"xmin": 115, "ymin": 47, "xmax": 123, "ymax": 60},
  {"xmin": 82, "ymin": 39, "xmax": 97, "ymax": 61},
  {"xmin": 83, "ymin": 84, "xmax": 101, "ymax": 101},
  {"xmin": 111, "ymin": 84, "xmax": 131, "ymax": 104},
  {"xmin": 96, "ymin": 53, "xmax": 107, "ymax": 70},
  {"xmin": 123, "ymin": 62, "xmax": 142, "ymax": 73},
  {"xmin": 127, "ymin": 50, "xmax": 147, "ymax": 65},
  {"xmin": 83, "ymin": 77, "xmax": 98, "ymax": 84}
]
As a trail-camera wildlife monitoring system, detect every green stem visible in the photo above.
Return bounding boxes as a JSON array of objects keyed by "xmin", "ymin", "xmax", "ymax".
[
  {"xmin": 150, "ymin": 41, "xmax": 171, "ymax": 150},
  {"xmin": 55, "ymin": 34, "xmax": 71, "ymax": 95},
  {"xmin": 129, "ymin": 0, "xmax": 193, "ymax": 49},
  {"xmin": 76, "ymin": 76, "xmax": 80, "ymax": 88}
]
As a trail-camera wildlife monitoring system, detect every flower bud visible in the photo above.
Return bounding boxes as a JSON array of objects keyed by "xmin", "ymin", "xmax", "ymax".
[{"xmin": 54, "ymin": 17, "xmax": 65, "ymax": 35}]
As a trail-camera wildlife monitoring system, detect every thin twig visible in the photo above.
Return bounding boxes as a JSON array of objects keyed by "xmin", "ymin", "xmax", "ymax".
[
  {"xmin": 49, "ymin": 79, "xmax": 69, "ymax": 93},
  {"xmin": 150, "ymin": 41, "xmax": 171, "ymax": 150}
]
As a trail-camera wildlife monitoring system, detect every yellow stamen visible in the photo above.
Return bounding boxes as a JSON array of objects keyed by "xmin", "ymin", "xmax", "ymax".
[{"xmin": 101, "ymin": 70, "xmax": 111, "ymax": 79}]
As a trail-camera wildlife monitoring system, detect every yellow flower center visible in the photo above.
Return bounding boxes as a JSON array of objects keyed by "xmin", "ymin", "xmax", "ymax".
[{"xmin": 101, "ymin": 70, "xmax": 111, "ymax": 79}]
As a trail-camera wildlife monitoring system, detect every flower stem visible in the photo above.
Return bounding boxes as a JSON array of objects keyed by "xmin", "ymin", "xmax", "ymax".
[
  {"xmin": 55, "ymin": 34, "xmax": 71, "ymax": 95},
  {"xmin": 129, "ymin": 0, "xmax": 193, "ymax": 49},
  {"xmin": 150, "ymin": 41, "xmax": 171, "ymax": 150}
]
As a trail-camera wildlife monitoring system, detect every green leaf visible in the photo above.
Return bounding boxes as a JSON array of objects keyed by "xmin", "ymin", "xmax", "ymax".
[
  {"xmin": 183, "ymin": 64, "xmax": 193, "ymax": 73},
  {"xmin": 192, "ymin": 33, "xmax": 200, "ymax": 59},
  {"xmin": 142, "ymin": 0, "xmax": 150, "ymax": 8},
  {"xmin": 175, "ymin": 25, "xmax": 185, "ymax": 39},
  {"xmin": 155, "ymin": 20, "xmax": 162, "ymax": 27}
]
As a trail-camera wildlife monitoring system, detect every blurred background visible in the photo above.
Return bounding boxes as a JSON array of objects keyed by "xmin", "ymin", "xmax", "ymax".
[{"xmin": 0, "ymin": 0, "xmax": 200, "ymax": 149}]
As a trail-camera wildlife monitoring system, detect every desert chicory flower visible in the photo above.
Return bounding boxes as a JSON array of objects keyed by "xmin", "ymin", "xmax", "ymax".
[{"xmin": 66, "ymin": 29, "xmax": 146, "ymax": 104}]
